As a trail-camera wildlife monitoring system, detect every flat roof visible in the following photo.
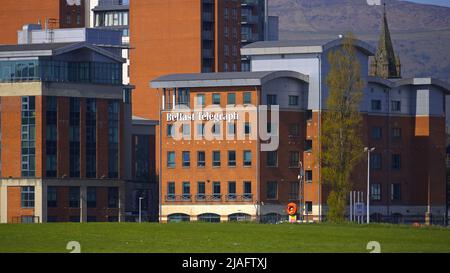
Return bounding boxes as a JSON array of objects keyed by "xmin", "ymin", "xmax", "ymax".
[
  {"xmin": 151, "ymin": 71, "xmax": 309, "ymax": 88},
  {"xmin": 241, "ymin": 38, "xmax": 375, "ymax": 56}
]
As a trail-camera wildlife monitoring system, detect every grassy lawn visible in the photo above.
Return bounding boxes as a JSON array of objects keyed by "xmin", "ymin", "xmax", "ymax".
[{"xmin": 0, "ymin": 222, "xmax": 449, "ymax": 253}]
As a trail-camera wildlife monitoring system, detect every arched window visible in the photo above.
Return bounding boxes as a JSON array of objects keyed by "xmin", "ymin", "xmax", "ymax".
[
  {"xmin": 168, "ymin": 213, "xmax": 190, "ymax": 223},
  {"xmin": 197, "ymin": 213, "xmax": 221, "ymax": 223},
  {"xmin": 228, "ymin": 213, "xmax": 251, "ymax": 222}
]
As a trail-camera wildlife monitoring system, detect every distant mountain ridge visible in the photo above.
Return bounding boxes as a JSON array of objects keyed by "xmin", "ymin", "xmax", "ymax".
[{"xmin": 269, "ymin": 0, "xmax": 450, "ymax": 81}]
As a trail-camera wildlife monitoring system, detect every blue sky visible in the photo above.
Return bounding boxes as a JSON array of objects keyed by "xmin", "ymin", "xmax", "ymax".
[{"xmin": 402, "ymin": 0, "xmax": 450, "ymax": 7}]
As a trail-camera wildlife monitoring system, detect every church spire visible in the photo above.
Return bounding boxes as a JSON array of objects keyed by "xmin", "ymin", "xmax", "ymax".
[{"xmin": 370, "ymin": 3, "xmax": 401, "ymax": 79}]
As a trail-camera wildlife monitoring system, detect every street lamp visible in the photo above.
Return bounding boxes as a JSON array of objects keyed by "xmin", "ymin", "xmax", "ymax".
[
  {"xmin": 298, "ymin": 161, "xmax": 305, "ymax": 222},
  {"xmin": 364, "ymin": 147, "xmax": 375, "ymax": 224},
  {"xmin": 138, "ymin": 197, "xmax": 144, "ymax": 223}
]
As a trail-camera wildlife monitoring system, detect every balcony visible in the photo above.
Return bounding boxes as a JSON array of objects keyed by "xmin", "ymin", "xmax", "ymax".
[{"xmin": 166, "ymin": 194, "xmax": 253, "ymax": 202}]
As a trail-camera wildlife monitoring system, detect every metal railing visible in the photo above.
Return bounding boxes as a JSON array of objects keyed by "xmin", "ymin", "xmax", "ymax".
[{"xmin": 165, "ymin": 194, "xmax": 253, "ymax": 202}]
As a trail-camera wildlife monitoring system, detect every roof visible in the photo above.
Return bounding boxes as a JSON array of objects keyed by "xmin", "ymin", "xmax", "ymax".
[
  {"xmin": 0, "ymin": 42, "xmax": 125, "ymax": 63},
  {"xmin": 151, "ymin": 71, "xmax": 309, "ymax": 88},
  {"xmin": 241, "ymin": 38, "xmax": 375, "ymax": 56},
  {"xmin": 132, "ymin": 116, "xmax": 159, "ymax": 126},
  {"xmin": 368, "ymin": 76, "xmax": 450, "ymax": 94}
]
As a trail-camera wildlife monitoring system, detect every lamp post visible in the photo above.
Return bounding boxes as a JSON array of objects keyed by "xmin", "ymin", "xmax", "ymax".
[
  {"xmin": 298, "ymin": 161, "xmax": 305, "ymax": 222},
  {"xmin": 364, "ymin": 147, "xmax": 375, "ymax": 224},
  {"xmin": 138, "ymin": 197, "xmax": 144, "ymax": 223}
]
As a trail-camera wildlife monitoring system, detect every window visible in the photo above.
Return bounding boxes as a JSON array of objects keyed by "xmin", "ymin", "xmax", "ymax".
[
  {"xmin": 21, "ymin": 96, "xmax": 36, "ymax": 177},
  {"xmin": 392, "ymin": 127, "xmax": 401, "ymax": 140},
  {"xmin": 167, "ymin": 124, "xmax": 174, "ymax": 137},
  {"xmin": 167, "ymin": 151, "xmax": 175, "ymax": 168},
  {"xmin": 371, "ymin": 184, "xmax": 381, "ymax": 201},
  {"xmin": 21, "ymin": 186, "xmax": 35, "ymax": 208},
  {"xmin": 228, "ymin": 151, "xmax": 236, "ymax": 167},
  {"xmin": 244, "ymin": 122, "xmax": 251, "ymax": 135},
  {"xmin": 87, "ymin": 187, "xmax": 97, "ymax": 208},
  {"xmin": 306, "ymin": 110, "xmax": 313, "ymax": 121},
  {"xmin": 289, "ymin": 182, "xmax": 299, "ymax": 201},
  {"xmin": 224, "ymin": 44, "xmax": 229, "ymax": 56},
  {"xmin": 391, "ymin": 183, "xmax": 401, "ymax": 201},
  {"xmin": 392, "ymin": 154, "xmax": 401, "ymax": 170},
  {"xmin": 69, "ymin": 98, "xmax": 80, "ymax": 178},
  {"xmin": 86, "ymin": 99, "xmax": 96, "ymax": 178},
  {"xmin": 46, "ymin": 96, "xmax": 57, "ymax": 178},
  {"xmin": 213, "ymin": 182, "xmax": 221, "ymax": 200},
  {"xmin": 289, "ymin": 95, "xmax": 299, "ymax": 106},
  {"xmin": 305, "ymin": 201, "xmax": 313, "ymax": 214},
  {"xmin": 212, "ymin": 93, "xmax": 221, "ymax": 105},
  {"xmin": 267, "ymin": 94, "xmax": 277, "ymax": 105},
  {"xmin": 370, "ymin": 153, "xmax": 382, "ymax": 170},
  {"xmin": 196, "ymin": 94, "xmax": 205, "ymax": 107},
  {"xmin": 182, "ymin": 151, "xmax": 190, "ymax": 168},
  {"xmin": 244, "ymin": 181, "xmax": 252, "ymax": 200},
  {"xmin": 69, "ymin": 187, "xmax": 80, "ymax": 208},
  {"xmin": 228, "ymin": 181, "xmax": 236, "ymax": 199},
  {"xmin": 197, "ymin": 182, "xmax": 205, "ymax": 200},
  {"xmin": 212, "ymin": 122, "xmax": 221, "ymax": 135},
  {"xmin": 305, "ymin": 139, "xmax": 313, "ymax": 152},
  {"xmin": 371, "ymin": 100, "xmax": 382, "ymax": 111},
  {"xmin": 47, "ymin": 186, "xmax": 57, "ymax": 208},
  {"xmin": 289, "ymin": 124, "xmax": 300, "ymax": 136},
  {"xmin": 197, "ymin": 151, "xmax": 206, "ymax": 167},
  {"xmin": 371, "ymin": 127, "xmax": 382, "ymax": 140},
  {"xmin": 243, "ymin": 150, "xmax": 252, "ymax": 167},
  {"xmin": 134, "ymin": 135, "xmax": 151, "ymax": 180},
  {"xmin": 305, "ymin": 170, "xmax": 313, "ymax": 182},
  {"xmin": 267, "ymin": 181, "xmax": 278, "ymax": 200},
  {"xmin": 197, "ymin": 123, "xmax": 205, "ymax": 137},
  {"xmin": 182, "ymin": 124, "xmax": 191, "ymax": 137},
  {"xmin": 182, "ymin": 182, "xmax": 191, "ymax": 200},
  {"xmin": 227, "ymin": 122, "xmax": 236, "ymax": 136},
  {"xmin": 108, "ymin": 187, "xmax": 118, "ymax": 208},
  {"xmin": 227, "ymin": 93, "xmax": 236, "ymax": 105},
  {"xmin": 267, "ymin": 151, "xmax": 278, "ymax": 167},
  {"xmin": 243, "ymin": 92, "xmax": 252, "ymax": 104},
  {"xmin": 108, "ymin": 101, "xmax": 119, "ymax": 178},
  {"xmin": 289, "ymin": 151, "xmax": 300, "ymax": 167},
  {"xmin": 213, "ymin": 151, "xmax": 221, "ymax": 167},
  {"xmin": 167, "ymin": 182, "xmax": 175, "ymax": 200},
  {"xmin": 391, "ymin": 100, "xmax": 401, "ymax": 112}
]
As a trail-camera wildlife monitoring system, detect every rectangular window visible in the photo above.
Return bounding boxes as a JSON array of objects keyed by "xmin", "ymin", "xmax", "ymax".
[
  {"xmin": 267, "ymin": 94, "xmax": 277, "ymax": 105},
  {"xmin": 213, "ymin": 182, "xmax": 221, "ymax": 200},
  {"xmin": 305, "ymin": 170, "xmax": 313, "ymax": 182},
  {"xmin": 87, "ymin": 187, "xmax": 97, "ymax": 208},
  {"xmin": 392, "ymin": 154, "xmax": 401, "ymax": 170},
  {"xmin": 196, "ymin": 94, "xmax": 205, "ymax": 107},
  {"xmin": 21, "ymin": 96, "xmax": 36, "ymax": 177},
  {"xmin": 370, "ymin": 153, "xmax": 382, "ymax": 170},
  {"xmin": 182, "ymin": 182, "xmax": 191, "ymax": 200},
  {"xmin": 228, "ymin": 151, "xmax": 236, "ymax": 167},
  {"xmin": 197, "ymin": 182, "xmax": 205, "ymax": 199},
  {"xmin": 306, "ymin": 110, "xmax": 313, "ymax": 121},
  {"xmin": 244, "ymin": 181, "xmax": 252, "ymax": 199},
  {"xmin": 46, "ymin": 96, "xmax": 57, "ymax": 178},
  {"xmin": 392, "ymin": 127, "xmax": 401, "ymax": 140},
  {"xmin": 182, "ymin": 151, "xmax": 190, "ymax": 167},
  {"xmin": 391, "ymin": 183, "xmax": 401, "ymax": 201},
  {"xmin": 227, "ymin": 93, "xmax": 236, "ymax": 105},
  {"xmin": 21, "ymin": 186, "xmax": 35, "ymax": 208},
  {"xmin": 391, "ymin": 100, "xmax": 401, "ymax": 112},
  {"xmin": 228, "ymin": 181, "xmax": 236, "ymax": 200},
  {"xmin": 197, "ymin": 151, "xmax": 206, "ymax": 167},
  {"xmin": 289, "ymin": 95, "xmax": 299, "ymax": 106},
  {"xmin": 212, "ymin": 93, "xmax": 221, "ymax": 105},
  {"xmin": 289, "ymin": 124, "xmax": 300, "ymax": 136},
  {"xmin": 69, "ymin": 187, "xmax": 80, "ymax": 208},
  {"xmin": 267, "ymin": 151, "xmax": 278, "ymax": 167},
  {"xmin": 167, "ymin": 124, "xmax": 174, "ymax": 137},
  {"xmin": 267, "ymin": 181, "xmax": 278, "ymax": 200},
  {"xmin": 305, "ymin": 201, "xmax": 313, "ymax": 214},
  {"xmin": 243, "ymin": 150, "xmax": 252, "ymax": 167},
  {"xmin": 289, "ymin": 182, "xmax": 299, "ymax": 201},
  {"xmin": 69, "ymin": 98, "xmax": 80, "ymax": 178},
  {"xmin": 167, "ymin": 182, "xmax": 175, "ymax": 200},
  {"xmin": 197, "ymin": 123, "xmax": 205, "ymax": 137},
  {"xmin": 305, "ymin": 139, "xmax": 313, "ymax": 152},
  {"xmin": 243, "ymin": 92, "xmax": 252, "ymax": 104},
  {"xmin": 213, "ymin": 151, "xmax": 221, "ymax": 167},
  {"xmin": 86, "ymin": 99, "xmax": 96, "ymax": 178},
  {"xmin": 289, "ymin": 151, "xmax": 300, "ymax": 168},
  {"xmin": 108, "ymin": 187, "xmax": 118, "ymax": 208},
  {"xmin": 371, "ymin": 127, "xmax": 382, "ymax": 140},
  {"xmin": 167, "ymin": 151, "xmax": 175, "ymax": 168},
  {"xmin": 227, "ymin": 122, "xmax": 236, "ymax": 136},
  {"xmin": 212, "ymin": 122, "xmax": 221, "ymax": 135},
  {"xmin": 108, "ymin": 100, "xmax": 119, "ymax": 178},
  {"xmin": 182, "ymin": 123, "xmax": 191, "ymax": 137},
  {"xmin": 244, "ymin": 122, "xmax": 251, "ymax": 135},
  {"xmin": 371, "ymin": 100, "xmax": 382, "ymax": 111},
  {"xmin": 371, "ymin": 184, "xmax": 381, "ymax": 201},
  {"xmin": 47, "ymin": 186, "xmax": 57, "ymax": 208}
]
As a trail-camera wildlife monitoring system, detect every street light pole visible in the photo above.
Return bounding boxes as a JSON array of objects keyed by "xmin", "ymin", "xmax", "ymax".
[
  {"xmin": 298, "ymin": 161, "xmax": 304, "ymax": 222},
  {"xmin": 139, "ymin": 197, "xmax": 144, "ymax": 223},
  {"xmin": 364, "ymin": 147, "xmax": 375, "ymax": 224}
]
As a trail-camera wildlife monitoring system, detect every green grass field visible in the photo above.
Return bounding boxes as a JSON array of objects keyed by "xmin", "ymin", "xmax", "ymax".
[{"xmin": 0, "ymin": 222, "xmax": 449, "ymax": 253}]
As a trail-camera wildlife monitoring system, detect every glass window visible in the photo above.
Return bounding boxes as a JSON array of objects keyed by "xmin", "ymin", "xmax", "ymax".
[
  {"xmin": 197, "ymin": 123, "xmax": 205, "ymax": 137},
  {"xmin": 197, "ymin": 151, "xmax": 206, "ymax": 167},
  {"xmin": 182, "ymin": 124, "xmax": 190, "ymax": 137},
  {"xmin": 227, "ymin": 122, "xmax": 236, "ymax": 136},
  {"xmin": 21, "ymin": 186, "xmax": 35, "ymax": 208},
  {"xmin": 21, "ymin": 96, "xmax": 36, "ymax": 177},
  {"xmin": 391, "ymin": 183, "xmax": 401, "ymax": 201},
  {"xmin": 182, "ymin": 151, "xmax": 190, "ymax": 167},
  {"xmin": 371, "ymin": 100, "xmax": 382, "ymax": 111},
  {"xmin": 290, "ymin": 182, "xmax": 299, "ymax": 201},
  {"xmin": 371, "ymin": 184, "xmax": 381, "ymax": 201},
  {"xmin": 227, "ymin": 93, "xmax": 236, "ymax": 105},
  {"xmin": 108, "ymin": 187, "xmax": 118, "ymax": 208},
  {"xmin": 267, "ymin": 151, "xmax": 278, "ymax": 167},
  {"xmin": 167, "ymin": 151, "xmax": 175, "ymax": 168},
  {"xmin": 108, "ymin": 100, "xmax": 119, "ymax": 178},
  {"xmin": 47, "ymin": 186, "xmax": 57, "ymax": 208},
  {"xmin": 86, "ymin": 99, "xmax": 96, "ymax": 178},
  {"xmin": 182, "ymin": 182, "xmax": 191, "ymax": 200},
  {"xmin": 305, "ymin": 170, "xmax": 313, "ymax": 182},
  {"xmin": 289, "ymin": 124, "xmax": 299, "ymax": 136},
  {"xmin": 392, "ymin": 154, "xmax": 401, "ymax": 170},
  {"xmin": 289, "ymin": 151, "xmax": 300, "ymax": 167},
  {"xmin": 243, "ymin": 92, "xmax": 252, "ymax": 104},
  {"xmin": 305, "ymin": 140, "xmax": 313, "ymax": 152},
  {"xmin": 305, "ymin": 201, "xmax": 313, "ymax": 214},
  {"xmin": 69, "ymin": 187, "xmax": 80, "ymax": 208},
  {"xmin": 167, "ymin": 124, "xmax": 174, "ymax": 137},
  {"xmin": 167, "ymin": 182, "xmax": 175, "ymax": 200},
  {"xmin": 69, "ymin": 98, "xmax": 80, "ymax": 178},
  {"xmin": 87, "ymin": 187, "xmax": 97, "ymax": 208},
  {"xmin": 213, "ymin": 151, "xmax": 221, "ymax": 167},
  {"xmin": 370, "ymin": 153, "xmax": 382, "ymax": 170},
  {"xmin": 197, "ymin": 182, "xmax": 205, "ymax": 198},
  {"xmin": 244, "ymin": 181, "xmax": 252, "ymax": 199},
  {"xmin": 243, "ymin": 150, "xmax": 252, "ymax": 167},
  {"xmin": 244, "ymin": 122, "xmax": 251, "ymax": 135},
  {"xmin": 228, "ymin": 182, "xmax": 236, "ymax": 199},
  {"xmin": 212, "ymin": 93, "xmax": 221, "ymax": 105},
  {"xmin": 289, "ymin": 95, "xmax": 299, "ymax": 106},
  {"xmin": 213, "ymin": 182, "xmax": 221, "ymax": 199},
  {"xmin": 212, "ymin": 122, "xmax": 221, "ymax": 135},
  {"xmin": 228, "ymin": 151, "xmax": 236, "ymax": 167},
  {"xmin": 267, "ymin": 94, "xmax": 277, "ymax": 105},
  {"xmin": 267, "ymin": 181, "xmax": 278, "ymax": 200},
  {"xmin": 371, "ymin": 127, "xmax": 382, "ymax": 140},
  {"xmin": 391, "ymin": 100, "xmax": 401, "ymax": 111},
  {"xmin": 392, "ymin": 127, "xmax": 401, "ymax": 139},
  {"xmin": 306, "ymin": 110, "xmax": 313, "ymax": 121},
  {"xmin": 196, "ymin": 94, "xmax": 206, "ymax": 107}
]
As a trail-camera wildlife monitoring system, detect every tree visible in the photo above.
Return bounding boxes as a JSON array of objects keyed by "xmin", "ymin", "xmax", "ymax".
[{"xmin": 322, "ymin": 33, "xmax": 365, "ymax": 223}]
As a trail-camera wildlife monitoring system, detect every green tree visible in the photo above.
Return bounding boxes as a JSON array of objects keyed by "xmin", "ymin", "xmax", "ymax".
[{"xmin": 322, "ymin": 33, "xmax": 365, "ymax": 223}]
